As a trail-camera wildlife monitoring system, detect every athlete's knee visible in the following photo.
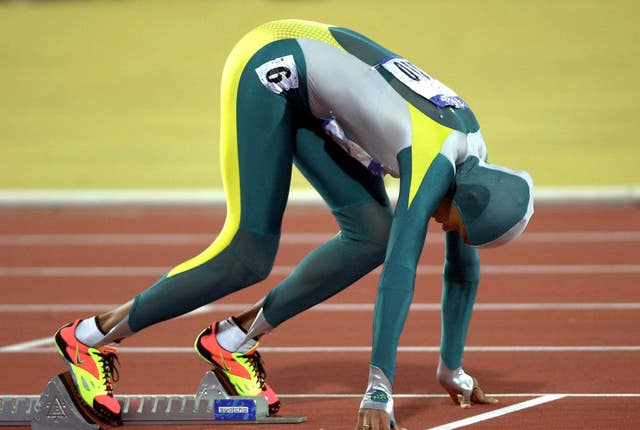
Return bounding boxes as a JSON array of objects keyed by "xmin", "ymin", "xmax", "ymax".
[
  {"xmin": 335, "ymin": 201, "xmax": 392, "ymax": 244},
  {"xmin": 228, "ymin": 229, "xmax": 280, "ymax": 281},
  {"xmin": 333, "ymin": 201, "xmax": 392, "ymax": 263}
]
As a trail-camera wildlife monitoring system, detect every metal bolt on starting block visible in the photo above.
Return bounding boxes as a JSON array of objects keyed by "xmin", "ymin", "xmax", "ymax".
[{"xmin": 0, "ymin": 371, "xmax": 306, "ymax": 428}]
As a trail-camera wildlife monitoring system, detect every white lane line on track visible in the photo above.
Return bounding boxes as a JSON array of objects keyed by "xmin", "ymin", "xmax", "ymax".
[
  {"xmin": 279, "ymin": 393, "xmax": 640, "ymax": 399},
  {"xmin": 1, "ymin": 392, "xmax": 639, "ymax": 399},
  {"xmin": 3, "ymin": 345, "xmax": 640, "ymax": 354},
  {"xmin": 0, "ymin": 337, "xmax": 54, "ymax": 352},
  {"xmin": 2, "ymin": 264, "xmax": 640, "ymax": 277},
  {"xmin": 427, "ymin": 394, "xmax": 567, "ymax": 430},
  {"xmin": 1, "ymin": 231, "xmax": 640, "ymax": 246},
  {"xmin": 2, "ymin": 302, "xmax": 640, "ymax": 313}
]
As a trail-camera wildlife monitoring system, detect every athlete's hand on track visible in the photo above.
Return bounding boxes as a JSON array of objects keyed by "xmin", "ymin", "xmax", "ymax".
[
  {"xmin": 446, "ymin": 376, "xmax": 499, "ymax": 408},
  {"xmin": 355, "ymin": 408, "xmax": 406, "ymax": 430}
]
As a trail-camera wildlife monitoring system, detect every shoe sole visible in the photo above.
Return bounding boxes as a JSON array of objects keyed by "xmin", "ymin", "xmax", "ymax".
[{"xmin": 59, "ymin": 370, "xmax": 123, "ymax": 426}]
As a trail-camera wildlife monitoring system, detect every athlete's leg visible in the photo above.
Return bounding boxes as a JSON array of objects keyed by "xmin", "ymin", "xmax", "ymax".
[
  {"xmin": 70, "ymin": 40, "xmax": 307, "ymax": 345},
  {"xmin": 252, "ymin": 126, "xmax": 392, "ymax": 329},
  {"xmin": 125, "ymin": 43, "xmax": 308, "ymax": 334},
  {"xmin": 54, "ymin": 40, "xmax": 304, "ymax": 419},
  {"xmin": 230, "ymin": 133, "xmax": 392, "ymax": 335}
]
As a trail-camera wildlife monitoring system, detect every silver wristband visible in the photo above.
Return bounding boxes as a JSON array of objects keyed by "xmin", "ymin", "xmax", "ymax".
[{"xmin": 360, "ymin": 365, "xmax": 395, "ymax": 423}]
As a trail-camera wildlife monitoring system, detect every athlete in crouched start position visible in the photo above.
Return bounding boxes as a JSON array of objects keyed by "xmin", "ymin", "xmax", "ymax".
[{"xmin": 53, "ymin": 19, "xmax": 533, "ymax": 429}]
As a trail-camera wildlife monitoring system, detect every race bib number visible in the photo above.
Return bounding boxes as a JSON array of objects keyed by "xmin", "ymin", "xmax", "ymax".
[
  {"xmin": 255, "ymin": 55, "xmax": 299, "ymax": 94},
  {"xmin": 380, "ymin": 56, "xmax": 467, "ymax": 108}
]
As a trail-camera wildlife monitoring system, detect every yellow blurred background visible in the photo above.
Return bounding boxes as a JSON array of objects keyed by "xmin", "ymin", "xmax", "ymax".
[{"xmin": 1, "ymin": 0, "xmax": 638, "ymax": 189}]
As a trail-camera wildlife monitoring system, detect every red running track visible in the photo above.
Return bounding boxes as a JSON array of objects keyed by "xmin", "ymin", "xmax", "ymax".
[{"xmin": 0, "ymin": 204, "xmax": 639, "ymax": 429}]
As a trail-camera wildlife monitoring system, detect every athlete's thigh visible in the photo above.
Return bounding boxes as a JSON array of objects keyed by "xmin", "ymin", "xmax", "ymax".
[
  {"xmin": 293, "ymin": 126, "xmax": 389, "ymax": 210},
  {"xmin": 222, "ymin": 41, "xmax": 303, "ymax": 236}
]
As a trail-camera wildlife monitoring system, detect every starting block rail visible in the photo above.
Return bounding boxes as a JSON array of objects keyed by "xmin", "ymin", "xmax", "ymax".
[{"xmin": 0, "ymin": 371, "xmax": 306, "ymax": 428}]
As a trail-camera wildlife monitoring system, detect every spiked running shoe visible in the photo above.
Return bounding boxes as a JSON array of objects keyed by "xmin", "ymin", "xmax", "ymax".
[
  {"xmin": 54, "ymin": 320, "xmax": 122, "ymax": 425},
  {"xmin": 194, "ymin": 323, "xmax": 280, "ymax": 415}
]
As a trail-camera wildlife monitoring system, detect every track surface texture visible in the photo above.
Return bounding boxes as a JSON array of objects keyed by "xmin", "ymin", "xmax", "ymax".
[{"xmin": 1, "ymin": 204, "xmax": 639, "ymax": 429}]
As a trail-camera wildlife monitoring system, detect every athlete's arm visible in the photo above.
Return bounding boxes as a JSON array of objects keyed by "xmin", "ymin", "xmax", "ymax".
[
  {"xmin": 437, "ymin": 231, "xmax": 499, "ymax": 407},
  {"xmin": 440, "ymin": 231, "xmax": 479, "ymax": 370},
  {"xmin": 358, "ymin": 152, "xmax": 454, "ymax": 429}
]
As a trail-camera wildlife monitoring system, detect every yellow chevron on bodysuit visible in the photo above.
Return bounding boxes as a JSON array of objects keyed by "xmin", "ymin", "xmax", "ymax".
[{"xmin": 406, "ymin": 102, "xmax": 454, "ymax": 208}]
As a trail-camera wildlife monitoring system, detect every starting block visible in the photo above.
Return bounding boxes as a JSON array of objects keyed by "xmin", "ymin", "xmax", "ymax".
[{"xmin": 0, "ymin": 371, "xmax": 306, "ymax": 428}]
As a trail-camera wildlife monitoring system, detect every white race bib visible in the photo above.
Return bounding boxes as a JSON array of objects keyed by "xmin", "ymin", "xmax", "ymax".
[
  {"xmin": 255, "ymin": 55, "xmax": 299, "ymax": 94},
  {"xmin": 380, "ymin": 56, "xmax": 467, "ymax": 108}
]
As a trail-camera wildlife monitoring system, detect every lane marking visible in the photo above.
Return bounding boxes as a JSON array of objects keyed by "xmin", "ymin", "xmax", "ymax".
[
  {"xmin": 427, "ymin": 394, "xmax": 567, "ymax": 430},
  {"xmin": 1, "ymin": 392, "xmax": 638, "ymax": 399},
  {"xmin": 2, "ymin": 302, "xmax": 640, "ymax": 313},
  {"xmin": 515, "ymin": 231, "xmax": 640, "ymax": 243},
  {"xmin": 1, "ymin": 186, "xmax": 638, "ymax": 206},
  {"xmin": 1, "ymin": 231, "xmax": 640, "ymax": 246},
  {"xmin": 0, "ymin": 303, "xmax": 212, "ymax": 352},
  {"xmin": 478, "ymin": 265, "xmax": 640, "ymax": 274},
  {"xmin": 280, "ymin": 393, "xmax": 640, "ymax": 399},
  {"xmin": 0, "ymin": 337, "xmax": 53, "ymax": 352},
  {"xmin": 2, "ymin": 345, "xmax": 639, "ymax": 354},
  {"xmin": 0, "ymin": 233, "xmax": 332, "ymax": 246},
  {"xmin": 1, "ymin": 264, "xmax": 639, "ymax": 277}
]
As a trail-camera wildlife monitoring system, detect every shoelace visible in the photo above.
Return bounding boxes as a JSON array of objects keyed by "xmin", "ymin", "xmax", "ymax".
[
  {"xmin": 241, "ymin": 350, "xmax": 267, "ymax": 388},
  {"xmin": 97, "ymin": 346, "xmax": 120, "ymax": 396}
]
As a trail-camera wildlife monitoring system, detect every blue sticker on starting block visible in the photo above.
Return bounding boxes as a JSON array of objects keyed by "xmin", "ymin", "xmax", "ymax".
[{"xmin": 214, "ymin": 399, "xmax": 257, "ymax": 421}]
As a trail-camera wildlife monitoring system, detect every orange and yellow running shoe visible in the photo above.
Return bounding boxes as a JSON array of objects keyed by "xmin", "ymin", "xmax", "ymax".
[
  {"xmin": 194, "ymin": 323, "xmax": 280, "ymax": 415},
  {"xmin": 54, "ymin": 320, "xmax": 122, "ymax": 425}
]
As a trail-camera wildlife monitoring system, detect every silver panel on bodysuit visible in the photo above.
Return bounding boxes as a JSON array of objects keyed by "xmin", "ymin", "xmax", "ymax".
[{"xmin": 297, "ymin": 38, "xmax": 412, "ymax": 177}]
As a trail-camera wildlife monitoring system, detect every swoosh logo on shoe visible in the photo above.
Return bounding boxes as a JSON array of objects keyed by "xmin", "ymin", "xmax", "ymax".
[
  {"xmin": 218, "ymin": 351, "xmax": 231, "ymax": 372},
  {"xmin": 75, "ymin": 344, "xmax": 83, "ymax": 365}
]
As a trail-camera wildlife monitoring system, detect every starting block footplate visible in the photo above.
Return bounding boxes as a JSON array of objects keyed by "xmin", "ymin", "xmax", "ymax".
[{"xmin": 0, "ymin": 371, "xmax": 306, "ymax": 428}]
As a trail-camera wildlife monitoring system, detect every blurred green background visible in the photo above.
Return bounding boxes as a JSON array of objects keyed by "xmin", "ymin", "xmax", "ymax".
[{"xmin": 1, "ymin": 0, "xmax": 638, "ymax": 190}]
